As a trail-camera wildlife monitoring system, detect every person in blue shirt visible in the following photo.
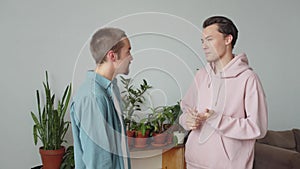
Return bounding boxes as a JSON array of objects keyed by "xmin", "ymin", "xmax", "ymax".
[{"xmin": 70, "ymin": 27, "xmax": 133, "ymax": 169}]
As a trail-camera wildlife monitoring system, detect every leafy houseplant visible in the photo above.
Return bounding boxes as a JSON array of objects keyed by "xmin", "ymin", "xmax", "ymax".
[
  {"xmin": 166, "ymin": 103, "xmax": 186, "ymax": 145},
  {"xmin": 134, "ymin": 118, "xmax": 152, "ymax": 148},
  {"xmin": 149, "ymin": 106, "xmax": 168, "ymax": 145},
  {"xmin": 30, "ymin": 71, "xmax": 72, "ymax": 169},
  {"xmin": 150, "ymin": 106, "xmax": 166, "ymax": 134},
  {"xmin": 60, "ymin": 145, "xmax": 75, "ymax": 169},
  {"xmin": 162, "ymin": 102, "xmax": 185, "ymax": 145},
  {"xmin": 164, "ymin": 102, "xmax": 181, "ymax": 127},
  {"xmin": 120, "ymin": 76, "xmax": 152, "ymax": 131}
]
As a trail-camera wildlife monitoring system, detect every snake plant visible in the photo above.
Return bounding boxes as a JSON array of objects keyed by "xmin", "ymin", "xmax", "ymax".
[{"xmin": 30, "ymin": 71, "xmax": 72, "ymax": 150}]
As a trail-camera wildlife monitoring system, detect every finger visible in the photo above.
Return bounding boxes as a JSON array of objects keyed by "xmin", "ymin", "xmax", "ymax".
[
  {"xmin": 197, "ymin": 113, "xmax": 210, "ymax": 121},
  {"xmin": 188, "ymin": 107, "xmax": 196, "ymax": 113},
  {"xmin": 189, "ymin": 124, "xmax": 197, "ymax": 130},
  {"xmin": 187, "ymin": 120, "xmax": 198, "ymax": 129},
  {"xmin": 187, "ymin": 108, "xmax": 197, "ymax": 118},
  {"xmin": 187, "ymin": 107, "xmax": 194, "ymax": 115}
]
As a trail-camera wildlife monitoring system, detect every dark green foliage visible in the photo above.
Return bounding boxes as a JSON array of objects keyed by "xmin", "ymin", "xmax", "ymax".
[
  {"xmin": 120, "ymin": 76, "xmax": 152, "ymax": 131},
  {"xmin": 30, "ymin": 71, "xmax": 72, "ymax": 150},
  {"xmin": 60, "ymin": 146, "xmax": 75, "ymax": 169}
]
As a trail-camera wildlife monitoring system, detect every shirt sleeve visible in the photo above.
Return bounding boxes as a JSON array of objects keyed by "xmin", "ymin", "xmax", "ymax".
[
  {"xmin": 206, "ymin": 74, "xmax": 268, "ymax": 140},
  {"xmin": 73, "ymin": 95, "xmax": 117, "ymax": 169}
]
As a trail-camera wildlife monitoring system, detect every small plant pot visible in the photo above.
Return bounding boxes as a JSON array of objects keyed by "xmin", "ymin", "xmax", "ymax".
[
  {"xmin": 173, "ymin": 131, "xmax": 185, "ymax": 145},
  {"xmin": 134, "ymin": 130, "xmax": 149, "ymax": 148},
  {"xmin": 127, "ymin": 130, "xmax": 135, "ymax": 147},
  {"xmin": 152, "ymin": 132, "xmax": 167, "ymax": 146},
  {"xmin": 39, "ymin": 146, "xmax": 65, "ymax": 169}
]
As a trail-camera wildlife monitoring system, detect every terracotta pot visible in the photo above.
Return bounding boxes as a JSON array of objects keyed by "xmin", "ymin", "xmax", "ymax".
[
  {"xmin": 152, "ymin": 132, "xmax": 167, "ymax": 145},
  {"xmin": 134, "ymin": 130, "xmax": 149, "ymax": 148},
  {"xmin": 127, "ymin": 130, "xmax": 135, "ymax": 147},
  {"xmin": 39, "ymin": 146, "xmax": 65, "ymax": 169},
  {"xmin": 167, "ymin": 133, "xmax": 173, "ymax": 144}
]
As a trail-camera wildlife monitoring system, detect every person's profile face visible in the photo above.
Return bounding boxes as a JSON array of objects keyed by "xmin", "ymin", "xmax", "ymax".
[
  {"xmin": 201, "ymin": 24, "xmax": 227, "ymax": 63},
  {"xmin": 115, "ymin": 38, "xmax": 132, "ymax": 75}
]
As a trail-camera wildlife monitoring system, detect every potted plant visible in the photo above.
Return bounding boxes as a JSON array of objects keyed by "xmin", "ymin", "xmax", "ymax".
[
  {"xmin": 60, "ymin": 145, "xmax": 75, "ymax": 169},
  {"xmin": 149, "ymin": 106, "xmax": 168, "ymax": 146},
  {"xmin": 160, "ymin": 103, "xmax": 180, "ymax": 144},
  {"xmin": 134, "ymin": 117, "xmax": 152, "ymax": 148},
  {"xmin": 120, "ymin": 76, "xmax": 152, "ymax": 130},
  {"xmin": 126, "ymin": 119, "xmax": 137, "ymax": 147},
  {"xmin": 120, "ymin": 76, "xmax": 152, "ymax": 147},
  {"xmin": 169, "ymin": 103, "xmax": 186, "ymax": 145},
  {"xmin": 30, "ymin": 71, "xmax": 72, "ymax": 169}
]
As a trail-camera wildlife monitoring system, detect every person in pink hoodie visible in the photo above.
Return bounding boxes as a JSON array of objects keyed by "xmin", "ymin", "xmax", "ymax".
[{"xmin": 179, "ymin": 16, "xmax": 268, "ymax": 169}]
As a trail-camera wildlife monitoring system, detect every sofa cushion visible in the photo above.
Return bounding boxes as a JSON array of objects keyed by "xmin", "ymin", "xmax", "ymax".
[
  {"xmin": 293, "ymin": 128, "xmax": 300, "ymax": 153},
  {"xmin": 254, "ymin": 142, "xmax": 300, "ymax": 169},
  {"xmin": 257, "ymin": 130, "xmax": 296, "ymax": 151}
]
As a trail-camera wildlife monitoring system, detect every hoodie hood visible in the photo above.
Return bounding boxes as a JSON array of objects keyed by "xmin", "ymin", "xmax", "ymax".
[{"xmin": 206, "ymin": 53, "xmax": 251, "ymax": 78}]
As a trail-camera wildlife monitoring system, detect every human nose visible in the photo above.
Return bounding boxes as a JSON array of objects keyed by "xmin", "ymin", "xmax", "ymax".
[{"xmin": 202, "ymin": 40, "xmax": 208, "ymax": 49}]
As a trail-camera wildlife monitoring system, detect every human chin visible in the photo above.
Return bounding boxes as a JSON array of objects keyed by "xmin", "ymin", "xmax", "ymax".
[
  {"xmin": 118, "ymin": 65, "xmax": 130, "ymax": 75},
  {"xmin": 123, "ymin": 65, "xmax": 130, "ymax": 75}
]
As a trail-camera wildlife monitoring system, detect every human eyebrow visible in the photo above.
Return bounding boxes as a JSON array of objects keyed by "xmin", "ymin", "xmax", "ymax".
[
  {"xmin": 201, "ymin": 35, "xmax": 213, "ymax": 43},
  {"xmin": 205, "ymin": 35, "xmax": 213, "ymax": 40}
]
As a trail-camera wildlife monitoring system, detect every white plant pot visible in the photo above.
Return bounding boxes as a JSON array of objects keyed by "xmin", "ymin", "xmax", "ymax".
[{"xmin": 173, "ymin": 131, "xmax": 185, "ymax": 144}]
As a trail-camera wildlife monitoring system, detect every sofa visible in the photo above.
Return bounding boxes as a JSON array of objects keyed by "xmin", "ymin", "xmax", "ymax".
[{"xmin": 253, "ymin": 129, "xmax": 300, "ymax": 169}]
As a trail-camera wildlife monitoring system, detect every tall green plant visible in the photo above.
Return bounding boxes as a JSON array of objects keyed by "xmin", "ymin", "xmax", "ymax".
[
  {"xmin": 120, "ymin": 76, "xmax": 152, "ymax": 130},
  {"xmin": 30, "ymin": 71, "xmax": 72, "ymax": 150}
]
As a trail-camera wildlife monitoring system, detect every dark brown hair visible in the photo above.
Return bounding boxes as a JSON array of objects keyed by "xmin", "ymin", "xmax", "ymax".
[{"xmin": 203, "ymin": 16, "xmax": 238, "ymax": 49}]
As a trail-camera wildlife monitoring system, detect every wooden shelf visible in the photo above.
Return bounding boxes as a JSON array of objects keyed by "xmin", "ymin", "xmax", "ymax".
[
  {"xmin": 130, "ymin": 143, "xmax": 185, "ymax": 169},
  {"xmin": 162, "ymin": 145, "xmax": 186, "ymax": 169}
]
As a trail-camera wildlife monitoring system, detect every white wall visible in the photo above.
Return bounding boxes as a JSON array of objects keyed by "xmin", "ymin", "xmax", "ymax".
[{"xmin": 1, "ymin": 0, "xmax": 300, "ymax": 168}]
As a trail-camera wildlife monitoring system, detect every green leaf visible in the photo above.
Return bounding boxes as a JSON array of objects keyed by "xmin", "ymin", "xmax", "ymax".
[
  {"xmin": 31, "ymin": 112, "xmax": 39, "ymax": 125},
  {"xmin": 33, "ymin": 125, "xmax": 38, "ymax": 145},
  {"xmin": 30, "ymin": 71, "xmax": 72, "ymax": 150}
]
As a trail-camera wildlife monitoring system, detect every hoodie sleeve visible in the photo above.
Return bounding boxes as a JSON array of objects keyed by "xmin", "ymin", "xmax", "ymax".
[
  {"xmin": 179, "ymin": 71, "xmax": 201, "ymax": 130},
  {"xmin": 206, "ymin": 73, "xmax": 268, "ymax": 140}
]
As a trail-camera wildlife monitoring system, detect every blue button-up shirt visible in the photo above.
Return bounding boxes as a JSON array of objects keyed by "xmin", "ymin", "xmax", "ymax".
[{"xmin": 70, "ymin": 71, "xmax": 130, "ymax": 169}]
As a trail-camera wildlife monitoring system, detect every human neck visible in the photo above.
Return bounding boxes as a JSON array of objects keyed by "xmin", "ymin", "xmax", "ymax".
[
  {"xmin": 213, "ymin": 53, "xmax": 234, "ymax": 73},
  {"xmin": 95, "ymin": 64, "xmax": 114, "ymax": 81}
]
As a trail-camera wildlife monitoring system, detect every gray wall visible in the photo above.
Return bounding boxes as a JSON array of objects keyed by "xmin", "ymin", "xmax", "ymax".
[{"xmin": 1, "ymin": 0, "xmax": 300, "ymax": 168}]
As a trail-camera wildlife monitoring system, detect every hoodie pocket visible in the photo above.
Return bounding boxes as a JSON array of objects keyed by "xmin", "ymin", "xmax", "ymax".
[{"xmin": 220, "ymin": 136, "xmax": 242, "ymax": 161}]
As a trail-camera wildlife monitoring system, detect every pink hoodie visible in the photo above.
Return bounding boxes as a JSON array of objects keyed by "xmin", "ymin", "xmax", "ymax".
[{"xmin": 179, "ymin": 53, "xmax": 268, "ymax": 169}]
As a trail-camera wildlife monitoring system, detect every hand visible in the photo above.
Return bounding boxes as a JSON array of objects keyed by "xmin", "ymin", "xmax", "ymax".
[
  {"xmin": 201, "ymin": 108, "xmax": 214, "ymax": 119},
  {"xmin": 186, "ymin": 108, "xmax": 214, "ymax": 130},
  {"xmin": 185, "ymin": 107, "xmax": 202, "ymax": 130}
]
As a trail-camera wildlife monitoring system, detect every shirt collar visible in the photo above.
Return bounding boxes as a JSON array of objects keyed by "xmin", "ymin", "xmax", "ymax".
[{"xmin": 87, "ymin": 70, "xmax": 112, "ymax": 90}]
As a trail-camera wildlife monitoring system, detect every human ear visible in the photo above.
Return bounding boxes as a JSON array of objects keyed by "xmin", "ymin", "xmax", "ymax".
[
  {"xmin": 225, "ymin": 34, "xmax": 233, "ymax": 46},
  {"xmin": 107, "ymin": 50, "xmax": 117, "ymax": 62}
]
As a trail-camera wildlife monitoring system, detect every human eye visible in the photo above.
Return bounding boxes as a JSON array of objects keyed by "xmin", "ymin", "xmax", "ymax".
[{"xmin": 206, "ymin": 38, "xmax": 213, "ymax": 41}]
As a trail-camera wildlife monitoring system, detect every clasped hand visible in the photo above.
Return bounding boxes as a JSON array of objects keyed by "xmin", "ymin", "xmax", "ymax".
[{"xmin": 186, "ymin": 108, "xmax": 214, "ymax": 130}]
